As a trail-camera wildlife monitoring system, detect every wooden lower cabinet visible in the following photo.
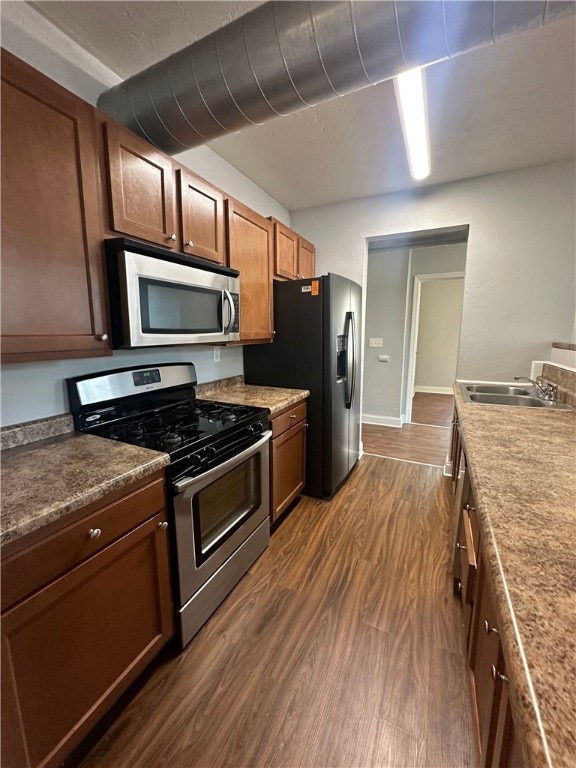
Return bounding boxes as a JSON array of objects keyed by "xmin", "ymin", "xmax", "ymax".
[
  {"xmin": 452, "ymin": 439, "xmax": 524, "ymax": 768},
  {"xmin": 270, "ymin": 402, "xmax": 307, "ymax": 523},
  {"xmin": 1, "ymin": 475, "xmax": 174, "ymax": 768}
]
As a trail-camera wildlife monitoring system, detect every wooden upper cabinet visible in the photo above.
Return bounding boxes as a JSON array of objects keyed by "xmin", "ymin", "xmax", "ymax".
[
  {"xmin": 104, "ymin": 121, "xmax": 176, "ymax": 248},
  {"xmin": 177, "ymin": 169, "xmax": 226, "ymax": 265},
  {"xmin": 0, "ymin": 50, "xmax": 110, "ymax": 362},
  {"xmin": 270, "ymin": 219, "xmax": 316, "ymax": 281},
  {"xmin": 227, "ymin": 200, "xmax": 274, "ymax": 342},
  {"xmin": 298, "ymin": 237, "xmax": 316, "ymax": 279},
  {"xmin": 271, "ymin": 219, "xmax": 298, "ymax": 279}
]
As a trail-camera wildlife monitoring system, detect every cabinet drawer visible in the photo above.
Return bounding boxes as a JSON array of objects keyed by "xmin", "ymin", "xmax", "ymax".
[
  {"xmin": 458, "ymin": 508, "xmax": 477, "ymax": 605},
  {"xmin": 271, "ymin": 402, "xmax": 307, "ymax": 438},
  {"xmin": 2, "ymin": 478, "xmax": 166, "ymax": 611}
]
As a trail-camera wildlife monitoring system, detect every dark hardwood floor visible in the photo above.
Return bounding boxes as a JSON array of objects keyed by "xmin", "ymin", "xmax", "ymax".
[
  {"xmin": 362, "ymin": 393, "xmax": 454, "ymax": 466},
  {"xmin": 362, "ymin": 423, "xmax": 450, "ymax": 466},
  {"xmin": 79, "ymin": 457, "xmax": 477, "ymax": 768},
  {"xmin": 411, "ymin": 393, "xmax": 454, "ymax": 428}
]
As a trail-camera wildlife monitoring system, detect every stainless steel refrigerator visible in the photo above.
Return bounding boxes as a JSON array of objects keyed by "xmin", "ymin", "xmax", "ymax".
[{"xmin": 243, "ymin": 273, "xmax": 362, "ymax": 498}]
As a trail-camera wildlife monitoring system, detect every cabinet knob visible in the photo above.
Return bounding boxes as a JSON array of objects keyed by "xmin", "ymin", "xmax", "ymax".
[
  {"xmin": 456, "ymin": 542, "xmax": 467, "ymax": 551},
  {"xmin": 158, "ymin": 521, "xmax": 168, "ymax": 530},
  {"xmin": 88, "ymin": 528, "xmax": 102, "ymax": 539},
  {"xmin": 290, "ymin": 414, "xmax": 297, "ymax": 420},
  {"xmin": 484, "ymin": 620, "xmax": 499, "ymax": 636},
  {"xmin": 491, "ymin": 665, "xmax": 508, "ymax": 684},
  {"xmin": 296, "ymin": 273, "xmax": 301, "ymax": 279},
  {"xmin": 272, "ymin": 331, "xmax": 277, "ymax": 337},
  {"xmin": 168, "ymin": 233, "xmax": 177, "ymax": 241},
  {"xmin": 187, "ymin": 240, "xmax": 194, "ymax": 247},
  {"xmin": 97, "ymin": 333, "xmax": 109, "ymax": 342},
  {"xmin": 465, "ymin": 503, "xmax": 476, "ymax": 512}
]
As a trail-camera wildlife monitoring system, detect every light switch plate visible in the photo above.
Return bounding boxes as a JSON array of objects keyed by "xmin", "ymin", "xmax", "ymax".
[
  {"xmin": 213, "ymin": 347, "xmax": 221, "ymax": 362},
  {"xmin": 369, "ymin": 338, "xmax": 383, "ymax": 348}
]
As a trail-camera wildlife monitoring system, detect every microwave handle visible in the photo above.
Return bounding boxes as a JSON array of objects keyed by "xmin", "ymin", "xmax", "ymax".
[{"xmin": 223, "ymin": 290, "xmax": 236, "ymax": 333}]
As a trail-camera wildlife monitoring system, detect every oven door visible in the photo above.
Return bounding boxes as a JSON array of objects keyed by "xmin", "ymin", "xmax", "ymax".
[
  {"xmin": 118, "ymin": 250, "xmax": 239, "ymax": 347},
  {"xmin": 172, "ymin": 431, "xmax": 271, "ymax": 606}
]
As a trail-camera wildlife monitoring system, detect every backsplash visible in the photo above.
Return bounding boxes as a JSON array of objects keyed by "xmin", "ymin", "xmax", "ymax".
[
  {"xmin": 540, "ymin": 363, "xmax": 576, "ymax": 408},
  {"xmin": 1, "ymin": 414, "xmax": 74, "ymax": 450}
]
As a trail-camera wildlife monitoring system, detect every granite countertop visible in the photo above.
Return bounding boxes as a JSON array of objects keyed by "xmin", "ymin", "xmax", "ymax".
[
  {"xmin": 454, "ymin": 385, "xmax": 576, "ymax": 768},
  {"xmin": 196, "ymin": 379, "xmax": 309, "ymax": 417},
  {"xmin": 1, "ymin": 433, "xmax": 169, "ymax": 549}
]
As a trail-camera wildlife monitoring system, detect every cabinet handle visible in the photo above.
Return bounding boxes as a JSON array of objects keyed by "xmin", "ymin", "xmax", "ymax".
[
  {"xmin": 97, "ymin": 333, "xmax": 109, "ymax": 342},
  {"xmin": 465, "ymin": 503, "xmax": 476, "ymax": 512},
  {"xmin": 168, "ymin": 233, "xmax": 177, "ymax": 241},
  {"xmin": 187, "ymin": 240, "xmax": 194, "ymax": 247},
  {"xmin": 158, "ymin": 521, "xmax": 168, "ymax": 530},
  {"xmin": 491, "ymin": 665, "xmax": 508, "ymax": 684},
  {"xmin": 456, "ymin": 542, "xmax": 467, "ymax": 551},
  {"xmin": 88, "ymin": 528, "xmax": 102, "ymax": 539},
  {"xmin": 484, "ymin": 620, "xmax": 499, "ymax": 636}
]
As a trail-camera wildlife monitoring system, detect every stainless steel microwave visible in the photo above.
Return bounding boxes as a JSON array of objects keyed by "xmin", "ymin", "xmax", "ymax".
[{"xmin": 106, "ymin": 238, "xmax": 240, "ymax": 348}]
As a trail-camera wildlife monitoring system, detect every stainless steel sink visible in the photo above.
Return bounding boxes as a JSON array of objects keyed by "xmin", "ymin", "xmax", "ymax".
[
  {"xmin": 459, "ymin": 382, "xmax": 571, "ymax": 409},
  {"xmin": 468, "ymin": 393, "xmax": 548, "ymax": 407},
  {"xmin": 465, "ymin": 384, "xmax": 531, "ymax": 396}
]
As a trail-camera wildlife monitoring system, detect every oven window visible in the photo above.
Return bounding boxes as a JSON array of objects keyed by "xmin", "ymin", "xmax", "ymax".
[
  {"xmin": 139, "ymin": 278, "xmax": 222, "ymax": 334},
  {"xmin": 193, "ymin": 454, "xmax": 261, "ymax": 564}
]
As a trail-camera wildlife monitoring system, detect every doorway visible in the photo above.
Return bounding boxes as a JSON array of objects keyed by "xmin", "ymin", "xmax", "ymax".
[
  {"xmin": 361, "ymin": 227, "xmax": 468, "ymax": 466},
  {"xmin": 405, "ymin": 272, "xmax": 465, "ymax": 426}
]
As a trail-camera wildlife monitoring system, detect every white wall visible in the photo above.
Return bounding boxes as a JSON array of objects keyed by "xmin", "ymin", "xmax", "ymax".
[
  {"xmin": 415, "ymin": 279, "xmax": 465, "ymax": 391},
  {"xmin": 0, "ymin": 3, "xmax": 290, "ymax": 426},
  {"xmin": 363, "ymin": 249, "xmax": 410, "ymax": 425},
  {"xmin": 292, "ymin": 160, "xmax": 576, "ymax": 382}
]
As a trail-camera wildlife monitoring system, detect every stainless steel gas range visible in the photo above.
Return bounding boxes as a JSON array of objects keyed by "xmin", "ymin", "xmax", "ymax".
[{"xmin": 67, "ymin": 363, "xmax": 271, "ymax": 648}]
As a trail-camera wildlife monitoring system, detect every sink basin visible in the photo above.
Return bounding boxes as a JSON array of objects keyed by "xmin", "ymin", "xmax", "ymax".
[
  {"xmin": 465, "ymin": 384, "xmax": 532, "ymax": 396},
  {"xmin": 459, "ymin": 382, "xmax": 571, "ymax": 410},
  {"xmin": 468, "ymin": 393, "xmax": 548, "ymax": 407}
]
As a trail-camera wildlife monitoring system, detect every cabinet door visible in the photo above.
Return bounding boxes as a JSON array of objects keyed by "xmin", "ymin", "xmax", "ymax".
[
  {"xmin": 272, "ymin": 220, "xmax": 298, "ymax": 280},
  {"xmin": 469, "ymin": 555, "xmax": 503, "ymax": 766},
  {"xmin": 1, "ymin": 513, "xmax": 173, "ymax": 768},
  {"xmin": 104, "ymin": 121, "xmax": 176, "ymax": 248},
  {"xmin": 178, "ymin": 169, "xmax": 225, "ymax": 265},
  {"xmin": 298, "ymin": 237, "xmax": 316, "ymax": 279},
  {"xmin": 1, "ymin": 50, "xmax": 109, "ymax": 362},
  {"xmin": 226, "ymin": 200, "xmax": 274, "ymax": 342},
  {"xmin": 271, "ymin": 419, "xmax": 307, "ymax": 522}
]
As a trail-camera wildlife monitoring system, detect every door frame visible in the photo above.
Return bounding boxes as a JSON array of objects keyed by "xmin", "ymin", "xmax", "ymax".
[{"xmin": 404, "ymin": 271, "xmax": 465, "ymax": 424}]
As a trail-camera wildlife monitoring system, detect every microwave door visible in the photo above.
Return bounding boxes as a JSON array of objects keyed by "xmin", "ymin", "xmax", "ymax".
[{"xmin": 118, "ymin": 251, "xmax": 232, "ymax": 347}]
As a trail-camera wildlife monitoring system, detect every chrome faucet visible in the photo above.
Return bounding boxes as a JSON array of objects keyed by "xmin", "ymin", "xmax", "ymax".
[{"xmin": 514, "ymin": 376, "xmax": 558, "ymax": 402}]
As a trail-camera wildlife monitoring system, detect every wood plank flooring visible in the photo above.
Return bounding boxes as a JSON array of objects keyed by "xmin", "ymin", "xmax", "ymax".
[
  {"xmin": 411, "ymin": 393, "xmax": 454, "ymax": 428},
  {"xmin": 363, "ymin": 393, "xmax": 454, "ymax": 465},
  {"xmin": 362, "ymin": 423, "xmax": 450, "ymax": 467},
  {"xmin": 78, "ymin": 457, "xmax": 477, "ymax": 768}
]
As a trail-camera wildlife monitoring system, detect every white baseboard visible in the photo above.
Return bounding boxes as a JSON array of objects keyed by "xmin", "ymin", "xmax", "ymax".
[
  {"xmin": 414, "ymin": 386, "xmax": 454, "ymax": 395},
  {"xmin": 362, "ymin": 414, "xmax": 402, "ymax": 428}
]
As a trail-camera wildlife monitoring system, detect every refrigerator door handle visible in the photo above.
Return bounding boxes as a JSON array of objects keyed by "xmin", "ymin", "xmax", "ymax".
[{"xmin": 344, "ymin": 311, "xmax": 355, "ymax": 409}]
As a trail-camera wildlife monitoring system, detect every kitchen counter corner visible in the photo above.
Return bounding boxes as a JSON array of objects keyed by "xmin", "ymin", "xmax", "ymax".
[{"xmin": 1, "ymin": 432, "xmax": 169, "ymax": 548}]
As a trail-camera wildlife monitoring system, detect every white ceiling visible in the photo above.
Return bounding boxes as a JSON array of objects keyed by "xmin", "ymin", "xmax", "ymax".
[{"xmin": 29, "ymin": 1, "xmax": 576, "ymax": 211}]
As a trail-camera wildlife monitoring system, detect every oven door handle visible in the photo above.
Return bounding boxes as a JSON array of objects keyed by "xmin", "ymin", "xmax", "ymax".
[{"xmin": 172, "ymin": 430, "xmax": 272, "ymax": 494}]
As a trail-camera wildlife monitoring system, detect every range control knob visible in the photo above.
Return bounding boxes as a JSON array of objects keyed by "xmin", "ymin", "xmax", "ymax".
[
  {"xmin": 247, "ymin": 422, "xmax": 263, "ymax": 435},
  {"xmin": 206, "ymin": 446, "xmax": 217, "ymax": 460}
]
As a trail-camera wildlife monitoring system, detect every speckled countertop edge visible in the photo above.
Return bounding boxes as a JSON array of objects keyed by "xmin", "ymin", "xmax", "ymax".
[
  {"xmin": 454, "ymin": 385, "xmax": 576, "ymax": 768},
  {"xmin": 196, "ymin": 382, "xmax": 309, "ymax": 416},
  {"xmin": 1, "ymin": 433, "xmax": 170, "ymax": 548}
]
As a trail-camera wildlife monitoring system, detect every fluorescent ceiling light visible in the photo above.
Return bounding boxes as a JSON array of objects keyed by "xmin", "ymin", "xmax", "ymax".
[{"xmin": 394, "ymin": 67, "xmax": 431, "ymax": 181}]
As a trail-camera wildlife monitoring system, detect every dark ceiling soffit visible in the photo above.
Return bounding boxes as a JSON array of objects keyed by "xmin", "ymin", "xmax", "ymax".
[{"xmin": 367, "ymin": 225, "xmax": 470, "ymax": 251}]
